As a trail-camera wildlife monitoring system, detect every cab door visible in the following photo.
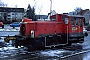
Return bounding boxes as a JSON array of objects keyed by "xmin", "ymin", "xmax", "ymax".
[
  {"xmin": 78, "ymin": 18, "xmax": 83, "ymax": 36},
  {"xmin": 70, "ymin": 17, "xmax": 79, "ymax": 34},
  {"xmin": 61, "ymin": 15, "xmax": 69, "ymax": 44}
]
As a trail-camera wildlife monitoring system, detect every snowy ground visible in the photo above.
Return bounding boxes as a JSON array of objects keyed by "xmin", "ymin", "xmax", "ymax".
[{"xmin": 0, "ymin": 24, "xmax": 20, "ymax": 32}]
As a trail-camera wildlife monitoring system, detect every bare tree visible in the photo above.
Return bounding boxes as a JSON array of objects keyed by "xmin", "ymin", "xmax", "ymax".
[
  {"xmin": 74, "ymin": 7, "xmax": 82, "ymax": 14},
  {"xmin": 33, "ymin": 0, "xmax": 43, "ymax": 15},
  {"xmin": 0, "ymin": 0, "xmax": 8, "ymax": 7}
]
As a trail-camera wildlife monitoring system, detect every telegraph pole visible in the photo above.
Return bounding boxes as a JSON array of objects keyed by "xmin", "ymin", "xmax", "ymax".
[
  {"xmin": 49, "ymin": 0, "xmax": 52, "ymax": 17},
  {"xmin": 50, "ymin": 0, "xmax": 52, "ymax": 13},
  {"xmin": 15, "ymin": 5, "xmax": 17, "ymax": 22}
]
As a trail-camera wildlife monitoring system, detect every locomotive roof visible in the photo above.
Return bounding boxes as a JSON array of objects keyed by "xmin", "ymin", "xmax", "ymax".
[
  {"xmin": 51, "ymin": 14, "xmax": 84, "ymax": 18},
  {"xmin": 67, "ymin": 15, "xmax": 84, "ymax": 18},
  {"xmin": 61, "ymin": 14, "xmax": 84, "ymax": 18}
]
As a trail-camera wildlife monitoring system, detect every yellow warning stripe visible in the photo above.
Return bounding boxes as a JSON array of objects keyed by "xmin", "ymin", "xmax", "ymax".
[{"xmin": 4, "ymin": 37, "xmax": 16, "ymax": 42}]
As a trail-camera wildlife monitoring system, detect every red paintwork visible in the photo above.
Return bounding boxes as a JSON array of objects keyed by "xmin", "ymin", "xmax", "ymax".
[
  {"xmin": 23, "ymin": 18, "xmax": 32, "ymax": 22},
  {"xmin": 20, "ymin": 14, "xmax": 84, "ymax": 37},
  {"xmin": 68, "ymin": 16, "xmax": 84, "ymax": 34},
  {"xmin": 25, "ymin": 21, "xmax": 63, "ymax": 37}
]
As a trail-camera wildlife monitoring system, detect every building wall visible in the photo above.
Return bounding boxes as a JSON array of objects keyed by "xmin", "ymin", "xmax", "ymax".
[
  {"xmin": 0, "ymin": 12, "xmax": 24, "ymax": 23},
  {"xmin": 0, "ymin": 7, "xmax": 24, "ymax": 23},
  {"xmin": 83, "ymin": 10, "xmax": 90, "ymax": 25},
  {"xmin": 7, "ymin": 12, "xmax": 24, "ymax": 22}
]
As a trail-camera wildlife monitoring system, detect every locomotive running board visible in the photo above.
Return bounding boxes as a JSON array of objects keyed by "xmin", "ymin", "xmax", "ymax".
[{"xmin": 45, "ymin": 44, "xmax": 67, "ymax": 47}]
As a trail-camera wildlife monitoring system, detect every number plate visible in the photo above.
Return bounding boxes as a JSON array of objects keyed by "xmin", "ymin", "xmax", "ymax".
[{"xmin": 72, "ymin": 27, "xmax": 77, "ymax": 30}]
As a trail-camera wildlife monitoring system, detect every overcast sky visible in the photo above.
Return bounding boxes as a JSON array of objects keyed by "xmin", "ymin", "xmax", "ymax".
[{"xmin": 2, "ymin": 0, "xmax": 90, "ymax": 15}]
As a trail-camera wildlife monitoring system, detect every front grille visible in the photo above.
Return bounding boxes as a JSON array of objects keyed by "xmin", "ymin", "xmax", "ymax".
[{"xmin": 69, "ymin": 32, "xmax": 83, "ymax": 37}]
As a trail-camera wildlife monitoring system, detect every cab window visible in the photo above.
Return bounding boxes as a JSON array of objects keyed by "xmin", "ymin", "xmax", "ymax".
[
  {"xmin": 76, "ymin": 18, "xmax": 79, "ymax": 25},
  {"xmin": 62, "ymin": 15, "xmax": 68, "ymax": 20},
  {"xmin": 71, "ymin": 17, "xmax": 78, "ymax": 26},
  {"xmin": 79, "ymin": 19, "xmax": 82, "ymax": 26},
  {"xmin": 62, "ymin": 15, "xmax": 68, "ymax": 24},
  {"xmin": 50, "ymin": 15, "xmax": 56, "ymax": 21}
]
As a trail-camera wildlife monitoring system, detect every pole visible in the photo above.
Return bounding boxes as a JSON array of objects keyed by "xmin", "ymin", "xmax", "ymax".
[{"xmin": 50, "ymin": 0, "xmax": 52, "ymax": 13}]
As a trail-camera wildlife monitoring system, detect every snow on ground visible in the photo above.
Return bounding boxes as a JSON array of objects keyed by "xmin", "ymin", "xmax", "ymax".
[
  {"xmin": 0, "ymin": 28, "xmax": 20, "ymax": 32},
  {"xmin": 0, "ymin": 24, "xmax": 20, "ymax": 32},
  {"xmin": 40, "ymin": 49, "xmax": 70, "ymax": 57}
]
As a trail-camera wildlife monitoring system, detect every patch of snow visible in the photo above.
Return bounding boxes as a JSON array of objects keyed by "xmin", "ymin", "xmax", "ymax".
[
  {"xmin": 7, "ymin": 46, "xmax": 18, "ymax": 50},
  {"xmin": 83, "ymin": 52, "xmax": 90, "ymax": 60},
  {"xmin": 40, "ymin": 50, "xmax": 65, "ymax": 56},
  {"xmin": 0, "ymin": 47, "xmax": 18, "ymax": 51},
  {"xmin": 83, "ymin": 27, "xmax": 87, "ymax": 32},
  {"xmin": 0, "ymin": 28, "xmax": 19, "ymax": 32},
  {"xmin": 0, "ymin": 29, "xmax": 5, "ymax": 31}
]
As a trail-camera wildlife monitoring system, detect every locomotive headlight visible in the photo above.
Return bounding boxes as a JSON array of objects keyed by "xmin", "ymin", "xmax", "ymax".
[{"xmin": 31, "ymin": 30, "xmax": 34, "ymax": 38}]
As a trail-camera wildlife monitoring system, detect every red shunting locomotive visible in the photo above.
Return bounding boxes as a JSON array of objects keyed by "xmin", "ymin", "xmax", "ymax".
[{"xmin": 5, "ymin": 14, "xmax": 87, "ymax": 50}]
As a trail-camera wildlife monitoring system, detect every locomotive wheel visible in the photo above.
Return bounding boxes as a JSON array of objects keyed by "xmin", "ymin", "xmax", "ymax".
[
  {"xmin": 27, "ymin": 45, "xmax": 34, "ymax": 51},
  {"xmin": 41, "ymin": 42, "xmax": 45, "ymax": 50},
  {"xmin": 15, "ymin": 39, "xmax": 18, "ymax": 48},
  {"xmin": 15, "ymin": 43, "xmax": 18, "ymax": 48}
]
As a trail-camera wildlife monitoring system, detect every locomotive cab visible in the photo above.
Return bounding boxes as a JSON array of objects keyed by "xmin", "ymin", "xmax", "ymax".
[
  {"xmin": 67, "ymin": 15, "xmax": 85, "ymax": 43},
  {"xmin": 54, "ymin": 14, "xmax": 85, "ymax": 45}
]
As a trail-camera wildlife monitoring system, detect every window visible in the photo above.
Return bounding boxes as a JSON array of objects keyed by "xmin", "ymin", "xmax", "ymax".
[
  {"xmin": 62, "ymin": 16, "xmax": 68, "ymax": 20},
  {"xmin": 62, "ymin": 15, "xmax": 68, "ymax": 24},
  {"xmin": 12, "ymin": 13, "xmax": 14, "ymax": 15},
  {"xmin": 51, "ymin": 15, "xmax": 56, "ymax": 21},
  {"xmin": 76, "ymin": 18, "xmax": 79, "ymax": 25},
  {"xmin": 8, "ymin": 15, "xmax": 11, "ymax": 16},
  {"xmin": 71, "ymin": 17, "xmax": 78, "ymax": 26},
  {"xmin": 79, "ymin": 19, "xmax": 82, "ymax": 26}
]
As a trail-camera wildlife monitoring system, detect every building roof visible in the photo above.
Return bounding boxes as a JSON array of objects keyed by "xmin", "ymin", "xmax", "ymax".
[
  {"xmin": 0, "ymin": 7, "xmax": 24, "ymax": 12},
  {"xmin": 68, "ymin": 15, "xmax": 84, "ymax": 18},
  {"xmin": 78, "ymin": 9, "xmax": 89, "ymax": 15},
  {"xmin": 36, "ymin": 15, "xmax": 48, "ymax": 19}
]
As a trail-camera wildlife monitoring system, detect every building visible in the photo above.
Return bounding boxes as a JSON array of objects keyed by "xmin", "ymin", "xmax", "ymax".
[
  {"xmin": 35, "ymin": 15, "xmax": 48, "ymax": 19},
  {"xmin": 78, "ymin": 9, "xmax": 90, "ymax": 25},
  {"xmin": 68, "ymin": 9, "xmax": 90, "ymax": 25},
  {"xmin": 0, "ymin": 7, "xmax": 24, "ymax": 23}
]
